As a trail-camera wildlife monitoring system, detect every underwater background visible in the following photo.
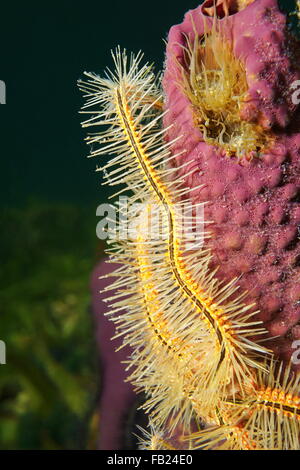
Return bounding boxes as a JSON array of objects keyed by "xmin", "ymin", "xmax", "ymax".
[{"xmin": 0, "ymin": 0, "xmax": 297, "ymax": 450}]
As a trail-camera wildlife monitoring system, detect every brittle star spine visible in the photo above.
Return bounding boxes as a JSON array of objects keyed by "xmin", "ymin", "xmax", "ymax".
[{"xmin": 115, "ymin": 88, "xmax": 225, "ymax": 358}]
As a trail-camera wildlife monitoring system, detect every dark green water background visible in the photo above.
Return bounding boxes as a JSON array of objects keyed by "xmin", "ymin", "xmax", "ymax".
[{"xmin": 0, "ymin": 0, "xmax": 207, "ymax": 207}]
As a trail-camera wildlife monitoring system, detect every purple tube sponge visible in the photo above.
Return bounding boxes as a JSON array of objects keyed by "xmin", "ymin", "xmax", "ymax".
[
  {"xmin": 91, "ymin": 259, "xmax": 136, "ymax": 449},
  {"xmin": 163, "ymin": 0, "xmax": 300, "ymax": 368}
]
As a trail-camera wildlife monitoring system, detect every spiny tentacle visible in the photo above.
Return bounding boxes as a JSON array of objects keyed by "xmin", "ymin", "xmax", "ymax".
[{"xmin": 79, "ymin": 48, "xmax": 270, "ymax": 424}]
